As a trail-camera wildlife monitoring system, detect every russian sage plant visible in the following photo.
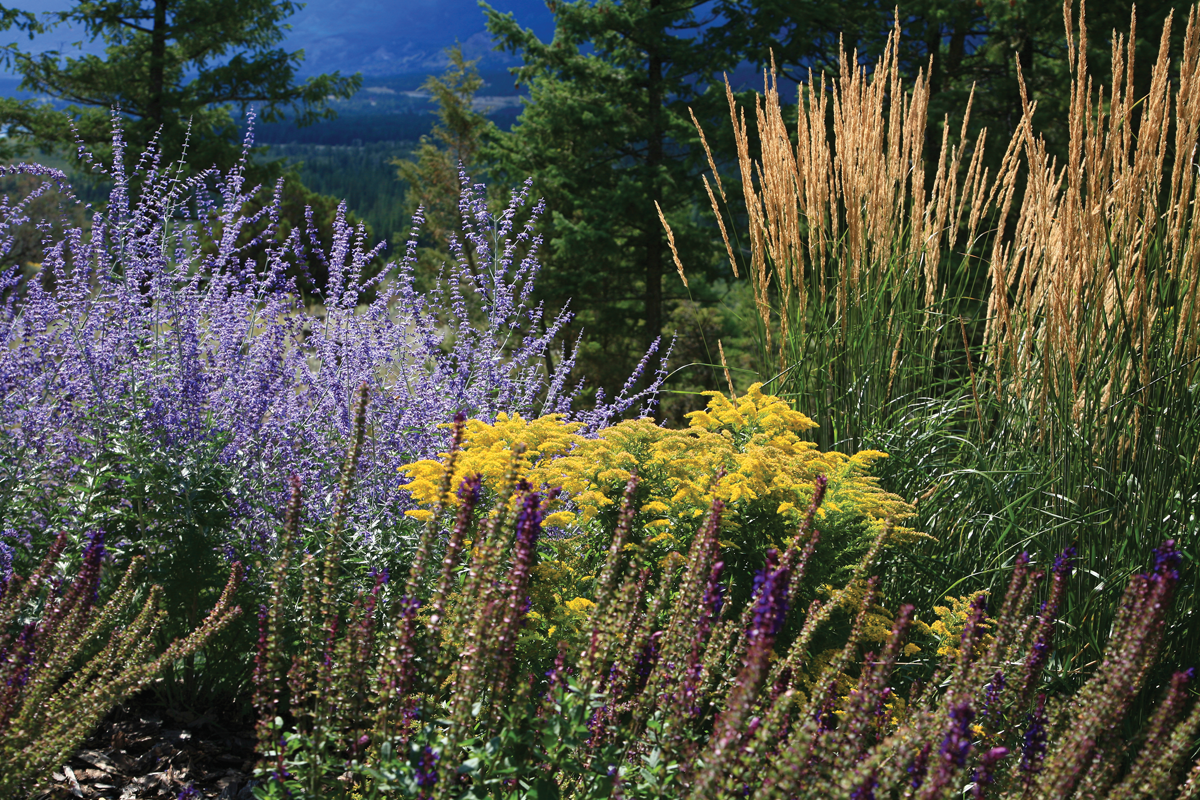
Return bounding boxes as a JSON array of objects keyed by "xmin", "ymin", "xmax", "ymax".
[{"xmin": 0, "ymin": 120, "xmax": 667, "ymax": 564}]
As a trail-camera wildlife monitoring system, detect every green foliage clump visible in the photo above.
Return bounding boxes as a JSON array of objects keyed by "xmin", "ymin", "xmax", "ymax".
[{"xmin": 1, "ymin": 397, "xmax": 268, "ymax": 708}]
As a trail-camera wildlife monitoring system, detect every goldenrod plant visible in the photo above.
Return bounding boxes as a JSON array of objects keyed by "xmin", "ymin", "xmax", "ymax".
[{"xmin": 400, "ymin": 383, "xmax": 925, "ymax": 615}]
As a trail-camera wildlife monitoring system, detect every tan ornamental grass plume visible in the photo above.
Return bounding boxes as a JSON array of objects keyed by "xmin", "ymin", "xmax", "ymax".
[
  {"xmin": 675, "ymin": 0, "xmax": 1200, "ymax": 460},
  {"xmin": 685, "ymin": 17, "xmax": 992, "ymax": 379},
  {"xmin": 671, "ymin": 0, "xmax": 1200, "ymax": 672},
  {"xmin": 980, "ymin": 1, "xmax": 1200, "ymax": 458}
]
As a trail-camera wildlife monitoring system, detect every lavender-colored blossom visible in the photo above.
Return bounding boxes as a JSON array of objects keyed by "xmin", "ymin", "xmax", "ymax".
[
  {"xmin": 1052, "ymin": 546, "xmax": 1076, "ymax": 577},
  {"xmin": 414, "ymin": 744, "xmax": 439, "ymax": 796},
  {"xmin": 1148, "ymin": 539, "xmax": 1182, "ymax": 582},
  {"xmin": 457, "ymin": 473, "xmax": 482, "ymax": 507},
  {"xmin": 907, "ymin": 743, "xmax": 931, "ymax": 789},
  {"xmin": 78, "ymin": 530, "xmax": 106, "ymax": 608},
  {"xmin": 701, "ymin": 561, "xmax": 725, "ymax": 629},
  {"xmin": 982, "ymin": 670, "xmax": 1005, "ymax": 719},
  {"xmin": 940, "ymin": 700, "xmax": 974, "ymax": 768},
  {"xmin": 631, "ymin": 630, "xmax": 662, "ymax": 693},
  {"xmin": 849, "ymin": 775, "xmax": 877, "ymax": 800},
  {"xmin": 748, "ymin": 548, "xmax": 791, "ymax": 644},
  {"xmin": 0, "ymin": 542, "xmax": 13, "ymax": 601},
  {"xmin": 512, "ymin": 489, "xmax": 542, "ymax": 573},
  {"xmin": 0, "ymin": 123, "xmax": 671, "ymax": 556}
]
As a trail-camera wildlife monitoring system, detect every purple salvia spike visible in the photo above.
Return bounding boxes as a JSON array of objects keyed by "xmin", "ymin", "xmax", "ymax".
[
  {"xmin": 1020, "ymin": 693, "xmax": 1049, "ymax": 787},
  {"xmin": 972, "ymin": 747, "xmax": 1010, "ymax": 798},
  {"xmin": 917, "ymin": 699, "xmax": 975, "ymax": 799}
]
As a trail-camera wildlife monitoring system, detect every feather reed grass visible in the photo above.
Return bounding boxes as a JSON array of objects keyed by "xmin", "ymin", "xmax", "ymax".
[{"xmin": 678, "ymin": 0, "xmax": 1200, "ymax": 677}]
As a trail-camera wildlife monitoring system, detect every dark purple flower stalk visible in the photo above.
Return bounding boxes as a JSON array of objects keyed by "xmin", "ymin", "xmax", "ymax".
[
  {"xmin": 0, "ymin": 542, "xmax": 14, "ymax": 603},
  {"xmin": 424, "ymin": 473, "xmax": 482, "ymax": 636},
  {"xmin": 958, "ymin": 594, "xmax": 989, "ymax": 667},
  {"xmin": 1014, "ymin": 547, "xmax": 1074, "ymax": 710},
  {"xmin": 784, "ymin": 475, "xmax": 826, "ymax": 600},
  {"xmin": 674, "ymin": 560, "xmax": 726, "ymax": 718},
  {"xmin": 692, "ymin": 548, "xmax": 793, "ymax": 796},
  {"xmin": 849, "ymin": 774, "xmax": 877, "ymax": 800},
  {"xmin": 918, "ymin": 699, "xmax": 974, "ymax": 798},
  {"xmin": 488, "ymin": 488, "xmax": 543, "ymax": 707},
  {"xmin": 830, "ymin": 605, "xmax": 915, "ymax": 760},
  {"xmin": 1037, "ymin": 541, "xmax": 1183, "ymax": 796},
  {"xmin": 908, "ymin": 743, "xmax": 932, "ymax": 790},
  {"xmin": 1138, "ymin": 668, "xmax": 1194, "ymax": 757},
  {"xmin": 1020, "ymin": 693, "xmax": 1049, "ymax": 786},
  {"xmin": 982, "ymin": 670, "xmax": 1005, "ymax": 720},
  {"xmin": 414, "ymin": 744, "xmax": 439, "ymax": 799},
  {"xmin": 972, "ymin": 746, "xmax": 1010, "ymax": 797},
  {"xmin": 76, "ymin": 529, "xmax": 106, "ymax": 610},
  {"xmin": 748, "ymin": 548, "xmax": 791, "ymax": 646}
]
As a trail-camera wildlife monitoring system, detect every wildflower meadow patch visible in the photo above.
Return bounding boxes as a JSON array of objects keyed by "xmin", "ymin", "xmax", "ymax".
[{"xmin": 1, "ymin": 2, "xmax": 1199, "ymax": 798}]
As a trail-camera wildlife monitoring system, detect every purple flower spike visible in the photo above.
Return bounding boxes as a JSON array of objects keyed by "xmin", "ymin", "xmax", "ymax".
[
  {"xmin": 849, "ymin": 775, "xmax": 877, "ymax": 800},
  {"xmin": 0, "ymin": 541, "xmax": 14, "ymax": 602},
  {"xmin": 907, "ymin": 743, "xmax": 931, "ymax": 789},
  {"xmin": 703, "ymin": 561, "xmax": 726, "ymax": 622},
  {"xmin": 972, "ymin": 746, "xmax": 1010, "ymax": 797},
  {"xmin": 1052, "ymin": 546, "xmax": 1076, "ymax": 576},
  {"xmin": 748, "ymin": 549, "xmax": 791, "ymax": 644},
  {"xmin": 941, "ymin": 700, "xmax": 974, "ymax": 768},
  {"xmin": 78, "ymin": 530, "xmax": 107, "ymax": 610},
  {"xmin": 983, "ymin": 670, "xmax": 1005, "ymax": 718},
  {"xmin": 1150, "ymin": 539, "xmax": 1182, "ymax": 581},
  {"xmin": 414, "ymin": 744, "xmax": 439, "ymax": 797},
  {"xmin": 1020, "ymin": 693, "xmax": 1049, "ymax": 782},
  {"xmin": 513, "ymin": 490, "xmax": 543, "ymax": 564},
  {"xmin": 457, "ymin": 473, "xmax": 482, "ymax": 506}
]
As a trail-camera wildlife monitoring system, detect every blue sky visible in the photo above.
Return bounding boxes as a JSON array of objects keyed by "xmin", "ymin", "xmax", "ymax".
[{"xmin": 0, "ymin": 0, "xmax": 557, "ymax": 76}]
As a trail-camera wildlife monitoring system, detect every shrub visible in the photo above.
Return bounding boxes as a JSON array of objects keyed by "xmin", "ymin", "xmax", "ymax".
[
  {"xmin": 0, "ymin": 530, "xmax": 242, "ymax": 797},
  {"xmin": 400, "ymin": 382, "xmax": 925, "ymax": 614},
  {"xmin": 0, "ymin": 130, "xmax": 667, "ymax": 550},
  {"xmin": 252, "ymin": 384, "xmax": 1200, "ymax": 800}
]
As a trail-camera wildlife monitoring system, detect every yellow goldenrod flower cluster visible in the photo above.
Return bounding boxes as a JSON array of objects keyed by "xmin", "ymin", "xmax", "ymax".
[
  {"xmin": 399, "ymin": 385, "xmax": 928, "ymax": 657},
  {"xmin": 930, "ymin": 592, "xmax": 995, "ymax": 663},
  {"xmin": 400, "ymin": 384, "xmax": 923, "ymax": 560}
]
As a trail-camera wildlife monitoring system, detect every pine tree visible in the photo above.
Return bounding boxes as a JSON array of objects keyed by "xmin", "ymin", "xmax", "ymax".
[
  {"xmin": 0, "ymin": 0, "xmax": 359, "ymax": 170},
  {"xmin": 392, "ymin": 43, "xmax": 499, "ymax": 283},
  {"xmin": 481, "ymin": 0, "xmax": 740, "ymax": 385}
]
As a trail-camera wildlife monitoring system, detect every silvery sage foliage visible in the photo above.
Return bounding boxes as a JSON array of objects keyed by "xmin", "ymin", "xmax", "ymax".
[{"xmin": 0, "ymin": 120, "xmax": 669, "ymax": 549}]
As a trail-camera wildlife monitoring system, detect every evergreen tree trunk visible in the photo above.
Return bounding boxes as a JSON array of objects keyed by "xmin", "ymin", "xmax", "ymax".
[
  {"xmin": 645, "ymin": 0, "xmax": 664, "ymax": 352},
  {"xmin": 148, "ymin": 0, "xmax": 168, "ymax": 129}
]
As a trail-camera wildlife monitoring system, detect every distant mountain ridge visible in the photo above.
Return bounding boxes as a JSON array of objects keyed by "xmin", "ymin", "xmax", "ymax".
[
  {"xmin": 286, "ymin": 0, "xmax": 556, "ymax": 77},
  {"xmin": 0, "ymin": 0, "xmax": 556, "ymax": 78}
]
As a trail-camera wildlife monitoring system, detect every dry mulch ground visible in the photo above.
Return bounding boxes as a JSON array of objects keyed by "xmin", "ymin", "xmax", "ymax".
[{"xmin": 36, "ymin": 700, "xmax": 259, "ymax": 800}]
